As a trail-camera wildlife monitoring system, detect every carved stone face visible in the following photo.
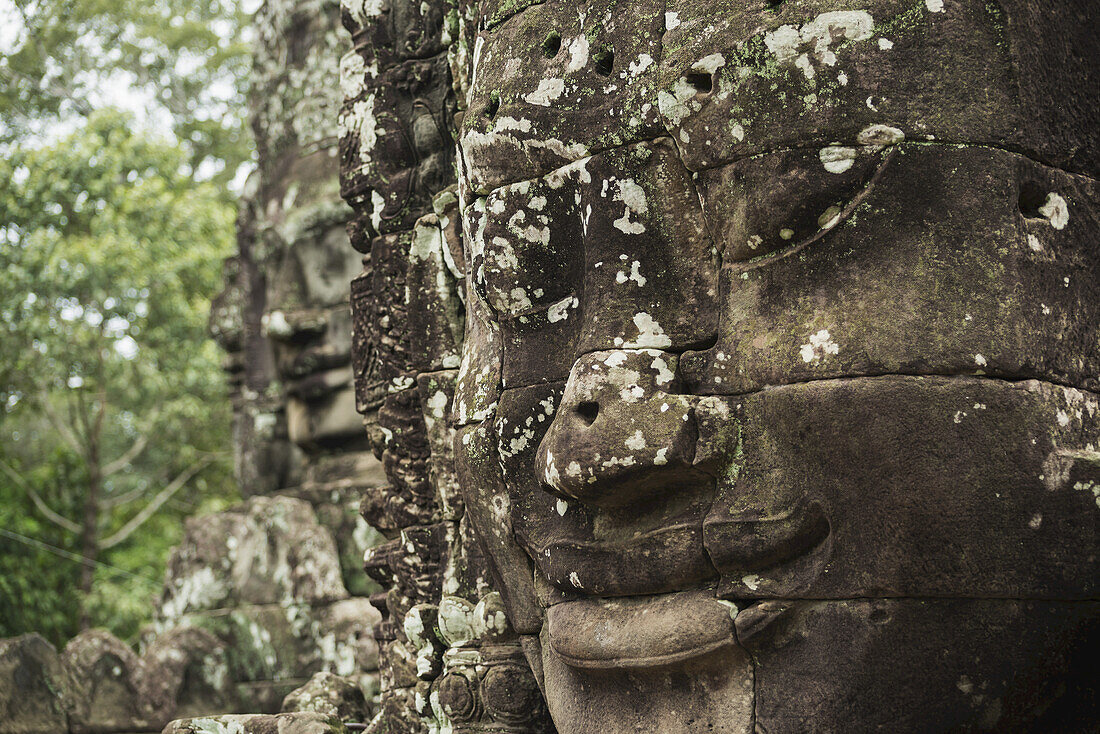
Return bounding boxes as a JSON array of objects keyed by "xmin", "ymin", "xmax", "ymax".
[
  {"xmin": 452, "ymin": 1, "xmax": 1100, "ymax": 731},
  {"xmin": 262, "ymin": 177, "xmax": 363, "ymax": 451}
]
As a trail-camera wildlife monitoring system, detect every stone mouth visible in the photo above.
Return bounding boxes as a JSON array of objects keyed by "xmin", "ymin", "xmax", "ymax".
[{"xmin": 545, "ymin": 588, "xmax": 743, "ymax": 670}]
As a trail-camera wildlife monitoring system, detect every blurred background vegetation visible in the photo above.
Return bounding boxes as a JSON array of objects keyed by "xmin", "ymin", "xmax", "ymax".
[{"xmin": 0, "ymin": 0, "xmax": 257, "ymax": 646}]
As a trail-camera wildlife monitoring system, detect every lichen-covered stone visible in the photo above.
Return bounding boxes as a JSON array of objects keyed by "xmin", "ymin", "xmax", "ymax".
[
  {"xmin": 282, "ymin": 672, "xmax": 370, "ymax": 721},
  {"xmin": 163, "ymin": 712, "xmax": 348, "ymax": 734},
  {"xmin": 0, "ymin": 634, "xmax": 70, "ymax": 734},
  {"xmin": 63, "ymin": 629, "xmax": 149, "ymax": 733}
]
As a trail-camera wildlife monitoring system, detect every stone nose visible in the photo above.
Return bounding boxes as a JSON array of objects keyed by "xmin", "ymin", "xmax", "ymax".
[{"xmin": 535, "ymin": 349, "xmax": 702, "ymax": 508}]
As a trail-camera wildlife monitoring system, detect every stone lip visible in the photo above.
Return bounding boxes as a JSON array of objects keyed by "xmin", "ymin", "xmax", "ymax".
[
  {"xmin": 546, "ymin": 588, "xmax": 739, "ymax": 670},
  {"xmin": 527, "ymin": 521, "xmax": 716, "ymax": 599}
]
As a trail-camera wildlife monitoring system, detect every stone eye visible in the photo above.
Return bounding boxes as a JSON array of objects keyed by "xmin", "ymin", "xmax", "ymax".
[
  {"xmin": 593, "ymin": 47, "xmax": 614, "ymax": 76},
  {"xmin": 542, "ymin": 32, "xmax": 561, "ymax": 58}
]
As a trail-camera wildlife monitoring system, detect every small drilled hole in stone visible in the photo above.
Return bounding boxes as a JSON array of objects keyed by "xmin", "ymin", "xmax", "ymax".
[
  {"xmin": 484, "ymin": 94, "xmax": 500, "ymax": 119},
  {"xmin": 577, "ymin": 402, "xmax": 599, "ymax": 426},
  {"xmin": 765, "ymin": 0, "xmax": 784, "ymax": 9},
  {"xmin": 1018, "ymin": 181, "xmax": 1047, "ymax": 218},
  {"xmin": 594, "ymin": 48, "xmax": 614, "ymax": 76},
  {"xmin": 542, "ymin": 32, "xmax": 562, "ymax": 58},
  {"xmin": 686, "ymin": 72, "xmax": 713, "ymax": 94}
]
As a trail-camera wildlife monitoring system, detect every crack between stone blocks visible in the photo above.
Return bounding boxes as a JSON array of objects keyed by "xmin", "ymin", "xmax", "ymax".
[
  {"xmin": 710, "ymin": 371, "xmax": 1100, "ymax": 403},
  {"xmin": 465, "ymin": 135, "xmax": 1100, "ymax": 202}
]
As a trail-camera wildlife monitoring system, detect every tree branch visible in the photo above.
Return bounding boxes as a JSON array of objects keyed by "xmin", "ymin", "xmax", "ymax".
[
  {"xmin": 102, "ymin": 484, "xmax": 149, "ymax": 509},
  {"xmin": 37, "ymin": 392, "xmax": 84, "ymax": 454},
  {"xmin": 100, "ymin": 457, "xmax": 212, "ymax": 549},
  {"xmin": 0, "ymin": 459, "xmax": 80, "ymax": 533},
  {"xmin": 102, "ymin": 406, "xmax": 161, "ymax": 477}
]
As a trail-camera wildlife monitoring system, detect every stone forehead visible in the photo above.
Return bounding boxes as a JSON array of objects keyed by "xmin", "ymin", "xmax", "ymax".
[{"xmin": 469, "ymin": 0, "xmax": 1099, "ymax": 188}]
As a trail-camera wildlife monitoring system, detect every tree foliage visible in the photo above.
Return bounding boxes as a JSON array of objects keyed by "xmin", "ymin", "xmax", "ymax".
[
  {"xmin": 0, "ymin": 109, "xmax": 240, "ymax": 645},
  {"xmin": 0, "ymin": 0, "xmax": 253, "ymax": 185}
]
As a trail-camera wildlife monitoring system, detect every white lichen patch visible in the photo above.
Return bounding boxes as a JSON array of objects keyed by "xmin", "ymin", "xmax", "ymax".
[
  {"xmin": 925, "ymin": 0, "xmax": 944, "ymax": 12},
  {"xmin": 616, "ymin": 260, "xmax": 647, "ymax": 287},
  {"xmin": 625, "ymin": 430, "xmax": 647, "ymax": 450},
  {"xmin": 818, "ymin": 205, "xmax": 843, "ymax": 230},
  {"xmin": 623, "ymin": 312, "xmax": 673, "ymax": 349},
  {"xmin": 629, "ymin": 53, "xmax": 655, "ymax": 76},
  {"xmin": 565, "ymin": 35, "xmax": 590, "ymax": 73},
  {"xmin": 370, "ymin": 189, "xmax": 385, "ymax": 233},
  {"xmin": 665, "ymin": 11, "xmax": 681, "ymax": 30},
  {"xmin": 799, "ymin": 329, "xmax": 840, "ymax": 363},
  {"xmin": 427, "ymin": 390, "xmax": 449, "ymax": 420},
  {"xmin": 1028, "ymin": 234, "xmax": 1044, "ymax": 252},
  {"xmin": 819, "ymin": 145, "xmax": 858, "ymax": 173},
  {"xmin": 974, "ymin": 354, "xmax": 988, "ymax": 367},
  {"xmin": 547, "ymin": 296, "xmax": 579, "ymax": 323},
  {"xmin": 411, "ymin": 220, "xmax": 444, "ymax": 262},
  {"xmin": 525, "ymin": 78, "xmax": 566, "ymax": 107},
  {"xmin": 650, "ymin": 355, "xmax": 675, "ymax": 385},
  {"xmin": 692, "ymin": 53, "xmax": 726, "ymax": 75},
  {"xmin": 657, "ymin": 76, "xmax": 700, "ymax": 127},
  {"xmin": 1073, "ymin": 479, "xmax": 1100, "ymax": 508},
  {"xmin": 612, "ymin": 178, "xmax": 649, "ymax": 235},
  {"xmin": 878, "ymin": 38, "xmax": 894, "ymax": 50},
  {"xmin": 569, "ymin": 571, "xmax": 583, "ymax": 589},
  {"xmin": 1038, "ymin": 193, "xmax": 1069, "ymax": 229},
  {"xmin": 857, "ymin": 124, "xmax": 905, "ymax": 149},
  {"xmin": 741, "ymin": 574, "xmax": 761, "ymax": 591},
  {"xmin": 764, "ymin": 11, "xmax": 874, "ymax": 80},
  {"xmin": 339, "ymin": 52, "xmax": 368, "ymax": 99},
  {"xmin": 556, "ymin": 498, "xmax": 569, "ymax": 516}
]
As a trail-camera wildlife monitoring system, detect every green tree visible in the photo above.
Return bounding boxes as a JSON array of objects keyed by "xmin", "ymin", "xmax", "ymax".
[
  {"xmin": 0, "ymin": 109, "xmax": 239, "ymax": 642},
  {"xmin": 0, "ymin": 0, "xmax": 253, "ymax": 186}
]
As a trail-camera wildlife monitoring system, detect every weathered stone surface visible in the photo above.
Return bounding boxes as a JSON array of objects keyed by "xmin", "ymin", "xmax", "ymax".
[
  {"xmin": 282, "ymin": 672, "xmax": 370, "ymax": 721},
  {"xmin": 160, "ymin": 496, "xmax": 348, "ymax": 619},
  {"xmin": 63, "ymin": 629, "xmax": 148, "ymax": 733},
  {"xmin": 339, "ymin": 54, "xmax": 455, "ymax": 237},
  {"xmin": 706, "ymin": 376, "xmax": 1100, "ymax": 601},
  {"xmin": 459, "ymin": 0, "xmax": 665, "ymax": 193},
  {"xmin": 683, "ymin": 146, "xmax": 1100, "ymax": 394},
  {"xmin": 140, "ymin": 627, "xmax": 236, "ymax": 723},
  {"xmin": 746, "ymin": 600, "xmax": 1100, "ymax": 732},
  {"xmin": 339, "ymin": 1, "xmax": 561, "ymax": 729},
  {"xmin": 163, "ymin": 712, "xmax": 347, "ymax": 734},
  {"xmin": 0, "ymin": 634, "xmax": 70, "ymax": 734},
  {"xmin": 659, "ymin": 0, "xmax": 1100, "ymax": 177}
]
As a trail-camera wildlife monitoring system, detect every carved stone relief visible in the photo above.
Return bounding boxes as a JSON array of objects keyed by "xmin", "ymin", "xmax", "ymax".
[{"xmin": 343, "ymin": 0, "xmax": 1099, "ymax": 731}]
